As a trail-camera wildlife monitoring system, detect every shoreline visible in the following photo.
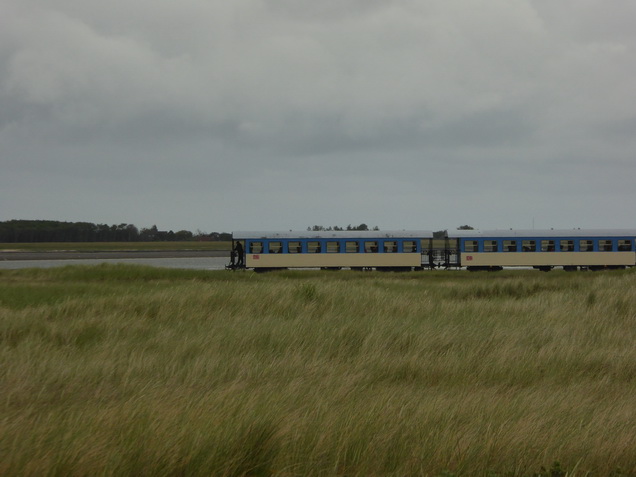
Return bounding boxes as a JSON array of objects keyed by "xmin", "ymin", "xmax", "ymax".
[{"xmin": 0, "ymin": 250, "xmax": 229, "ymax": 261}]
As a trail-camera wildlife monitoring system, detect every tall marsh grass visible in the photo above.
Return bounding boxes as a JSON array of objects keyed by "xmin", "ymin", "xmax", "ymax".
[{"xmin": 1, "ymin": 266, "xmax": 636, "ymax": 475}]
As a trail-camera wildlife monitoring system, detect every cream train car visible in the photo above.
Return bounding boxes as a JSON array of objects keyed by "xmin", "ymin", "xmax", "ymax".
[
  {"xmin": 451, "ymin": 229, "xmax": 636, "ymax": 271},
  {"xmin": 231, "ymin": 231, "xmax": 434, "ymax": 271}
]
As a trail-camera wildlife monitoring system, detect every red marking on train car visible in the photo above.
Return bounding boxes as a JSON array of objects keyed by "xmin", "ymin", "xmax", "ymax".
[
  {"xmin": 253, "ymin": 255, "xmax": 260, "ymax": 259},
  {"xmin": 466, "ymin": 256, "xmax": 473, "ymax": 261}
]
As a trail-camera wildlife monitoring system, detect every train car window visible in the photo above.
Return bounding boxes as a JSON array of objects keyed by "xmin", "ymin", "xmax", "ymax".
[
  {"xmin": 383, "ymin": 241, "xmax": 397, "ymax": 253},
  {"xmin": 249, "ymin": 242, "xmax": 263, "ymax": 254},
  {"xmin": 599, "ymin": 240, "xmax": 613, "ymax": 251},
  {"xmin": 503, "ymin": 240, "xmax": 517, "ymax": 252},
  {"xmin": 288, "ymin": 241, "xmax": 302, "ymax": 253},
  {"xmin": 618, "ymin": 240, "xmax": 632, "ymax": 251},
  {"xmin": 465, "ymin": 240, "xmax": 478, "ymax": 252},
  {"xmin": 364, "ymin": 241, "xmax": 378, "ymax": 253},
  {"xmin": 579, "ymin": 240, "xmax": 593, "ymax": 252},
  {"xmin": 420, "ymin": 239, "xmax": 431, "ymax": 252},
  {"xmin": 326, "ymin": 241, "xmax": 340, "ymax": 253},
  {"xmin": 560, "ymin": 240, "xmax": 574, "ymax": 252},
  {"xmin": 268, "ymin": 241, "xmax": 283, "ymax": 253},
  {"xmin": 403, "ymin": 241, "xmax": 417, "ymax": 252},
  {"xmin": 345, "ymin": 241, "xmax": 360, "ymax": 253},
  {"xmin": 308, "ymin": 241, "xmax": 321, "ymax": 253},
  {"xmin": 522, "ymin": 240, "xmax": 536, "ymax": 252},
  {"xmin": 541, "ymin": 240, "xmax": 555, "ymax": 252},
  {"xmin": 484, "ymin": 240, "xmax": 498, "ymax": 252}
]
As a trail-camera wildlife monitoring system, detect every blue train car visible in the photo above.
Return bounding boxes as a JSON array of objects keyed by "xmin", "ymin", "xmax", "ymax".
[
  {"xmin": 449, "ymin": 229, "xmax": 636, "ymax": 271},
  {"xmin": 231, "ymin": 231, "xmax": 434, "ymax": 271}
]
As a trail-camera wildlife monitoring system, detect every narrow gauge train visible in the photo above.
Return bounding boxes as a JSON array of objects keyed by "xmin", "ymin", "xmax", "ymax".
[
  {"xmin": 453, "ymin": 229, "xmax": 636, "ymax": 271},
  {"xmin": 230, "ymin": 231, "xmax": 434, "ymax": 271},
  {"xmin": 229, "ymin": 229, "xmax": 636, "ymax": 272}
]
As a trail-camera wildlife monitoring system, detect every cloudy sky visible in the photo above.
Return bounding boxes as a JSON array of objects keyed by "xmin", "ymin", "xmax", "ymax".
[{"xmin": 1, "ymin": 0, "xmax": 635, "ymax": 233}]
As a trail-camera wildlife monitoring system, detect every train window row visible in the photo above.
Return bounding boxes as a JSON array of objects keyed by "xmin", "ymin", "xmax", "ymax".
[
  {"xmin": 247, "ymin": 240, "xmax": 421, "ymax": 254},
  {"xmin": 463, "ymin": 239, "xmax": 633, "ymax": 253}
]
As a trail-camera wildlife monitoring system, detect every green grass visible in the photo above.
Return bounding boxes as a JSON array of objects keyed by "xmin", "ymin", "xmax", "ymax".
[
  {"xmin": 1, "ymin": 266, "xmax": 636, "ymax": 475},
  {"xmin": 0, "ymin": 241, "xmax": 231, "ymax": 252}
]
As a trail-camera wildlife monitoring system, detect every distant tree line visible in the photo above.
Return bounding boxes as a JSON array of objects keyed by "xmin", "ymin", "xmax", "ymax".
[
  {"xmin": 307, "ymin": 224, "xmax": 474, "ymax": 238},
  {"xmin": 307, "ymin": 223, "xmax": 379, "ymax": 231},
  {"xmin": 306, "ymin": 224, "xmax": 475, "ymax": 239},
  {"xmin": 0, "ymin": 220, "xmax": 474, "ymax": 243},
  {"xmin": 0, "ymin": 220, "xmax": 231, "ymax": 243},
  {"xmin": 433, "ymin": 225, "xmax": 475, "ymax": 239}
]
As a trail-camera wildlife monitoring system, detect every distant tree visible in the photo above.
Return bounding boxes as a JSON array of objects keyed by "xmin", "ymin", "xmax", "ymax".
[
  {"xmin": 113, "ymin": 223, "xmax": 139, "ymax": 241},
  {"xmin": 125, "ymin": 224, "xmax": 139, "ymax": 241},
  {"xmin": 346, "ymin": 223, "xmax": 370, "ymax": 231},
  {"xmin": 307, "ymin": 224, "xmax": 378, "ymax": 232},
  {"xmin": 175, "ymin": 230, "xmax": 193, "ymax": 241},
  {"xmin": 433, "ymin": 230, "xmax": 446, "ymax": 239},
  {"xmin": 194, "ymin": 230, "xmax": 208, "ymax": 240},
  {"xmin": 457, "ymin": 225, "xmax": 474, "ymax": 230},
  {"xmin": 140, "ymin": 225, "xmax": 159, "ymax": 241}
]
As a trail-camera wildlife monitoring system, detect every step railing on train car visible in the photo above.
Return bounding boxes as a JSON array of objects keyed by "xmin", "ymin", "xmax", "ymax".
[{"xmin": 421, "ymin": 248, "xmax": 460, "ymax": 269}]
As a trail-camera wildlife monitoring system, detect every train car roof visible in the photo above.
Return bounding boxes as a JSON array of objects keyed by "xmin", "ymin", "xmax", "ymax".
[
  {"xmin": 232, "ymin": 230, "xmax": 435, "ymax": 239},
  {"xmin": 447, "ymin": 229, "xmax": 636, "ymax": 238}
]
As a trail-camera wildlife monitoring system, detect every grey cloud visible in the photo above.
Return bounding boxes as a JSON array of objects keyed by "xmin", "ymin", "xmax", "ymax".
[{"xmin": 1, "ymin": 0, "xmax": 635, "ymax": 232}]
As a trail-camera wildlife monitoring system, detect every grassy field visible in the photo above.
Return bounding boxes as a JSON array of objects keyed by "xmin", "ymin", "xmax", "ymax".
[
  {"xmin": 0, "ymin": 241, "xmax": 232, "ymax": 252},
  {"xmin": 1, "ymin": 266, "xmax": 635, "ymax": 476}
]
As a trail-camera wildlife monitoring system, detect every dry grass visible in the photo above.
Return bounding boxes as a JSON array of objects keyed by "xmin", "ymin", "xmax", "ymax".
[{"xmin": 1, "ymin": 266, "xmax": 635, "ymax": 476}]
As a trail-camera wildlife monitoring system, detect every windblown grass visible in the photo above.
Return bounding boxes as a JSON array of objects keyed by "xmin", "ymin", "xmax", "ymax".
[{"xmin": 1, "ymin": 266, "xmax": 636, "ymax": 476}]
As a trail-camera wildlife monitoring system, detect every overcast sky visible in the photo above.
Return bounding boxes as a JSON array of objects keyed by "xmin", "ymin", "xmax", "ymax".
[{"xmin": 1, "ymin": 0, "xmax": 635, "ymax": 233}]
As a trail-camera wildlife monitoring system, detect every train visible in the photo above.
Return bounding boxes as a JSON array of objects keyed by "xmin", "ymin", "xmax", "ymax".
[{"xmin": 227, "ymin": 229, "xmax": 636, "ymax": 272}]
